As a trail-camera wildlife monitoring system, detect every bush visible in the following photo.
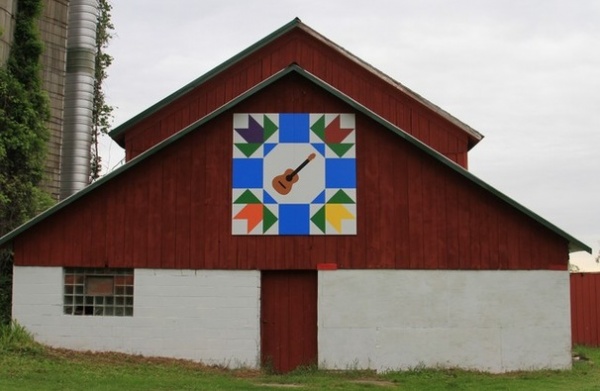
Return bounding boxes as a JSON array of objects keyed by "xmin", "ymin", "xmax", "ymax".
[
  {"xmin": 0, "ymin": 249, "xmax": 11, "ymax": 326},
  {"xmin": 0, "ymin": 320, "xmax": 44, "ymax": 355}
]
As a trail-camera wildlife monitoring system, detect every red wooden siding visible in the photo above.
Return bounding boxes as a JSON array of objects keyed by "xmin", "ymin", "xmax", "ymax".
[
  {"xmin": 261, "ymin": 271, "xmax": 318, "ymax": 372},
  {"xmin": 571, "ymin": 273, "xmax": 600, "ymax": 347},
  {"xmin": 13, "ymin": 73, "xmax": 568, "ymax": 270},
  {"xmin": 120, "ymin": 29, "xmax": 471, "ymax": 168}
]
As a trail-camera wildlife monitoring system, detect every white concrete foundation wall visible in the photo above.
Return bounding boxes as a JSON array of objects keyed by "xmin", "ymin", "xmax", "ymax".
[
  {"xmin": 12, "ymin": 267, "xmax": 260, "ymax": 368},
  {"xmin": 318, "ymin": 270, "xmax": 571, "ymax": 373}
]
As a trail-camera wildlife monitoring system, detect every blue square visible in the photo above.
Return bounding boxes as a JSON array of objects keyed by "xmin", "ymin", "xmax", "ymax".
[
  {"xmin": 279, "ymin": 114, "xmax": 309, "ymax": 143},
  {"xmin": 279, "ymin": 204, "xmax": 310, "ymax": 235},
  {"xmin": 232, "ymin": 158, "xmax": 263, "ymax": 188},
  {"xmin": 326, "ymin": 159, "xmax": 356, "ymax": 188}
]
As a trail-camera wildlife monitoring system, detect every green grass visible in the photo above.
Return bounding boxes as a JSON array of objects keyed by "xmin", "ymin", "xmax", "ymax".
[{"xmin": 1, "ymin": 323, "xmax": 599, "ymax": 390}]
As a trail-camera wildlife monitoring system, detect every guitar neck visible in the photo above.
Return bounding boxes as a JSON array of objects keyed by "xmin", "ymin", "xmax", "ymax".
[{"xmin": 288, "ymin": 153, "xmax": 316, "ymax": 178}]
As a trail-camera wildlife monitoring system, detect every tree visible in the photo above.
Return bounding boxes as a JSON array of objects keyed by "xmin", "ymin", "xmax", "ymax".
[{"xmin": 90, "ymin": 0, "xmax": 114, "ymax": 182}]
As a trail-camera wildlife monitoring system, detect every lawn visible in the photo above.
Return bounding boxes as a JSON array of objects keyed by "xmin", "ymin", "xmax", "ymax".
[{"xmin": 1, "ymin": 323, "xmax": 599, "ymax": 390}]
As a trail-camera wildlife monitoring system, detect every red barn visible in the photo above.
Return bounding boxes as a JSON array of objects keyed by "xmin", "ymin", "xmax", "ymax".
[{"xmin": 1, "ymin": 19, "xmax": 590, "ymax": 373}]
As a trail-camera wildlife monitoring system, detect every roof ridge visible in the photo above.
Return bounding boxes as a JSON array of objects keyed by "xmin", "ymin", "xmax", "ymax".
[
  {"xmin": 295, "ymin": 22, "xmax": 484, "ymax": 146},
  {"xmin": 108, "ymin": 18, "xmax": 303, "ymax": 144},
  {"xmin": 109, "ymin": 18, "xmax": 483, "ymax": 148}
]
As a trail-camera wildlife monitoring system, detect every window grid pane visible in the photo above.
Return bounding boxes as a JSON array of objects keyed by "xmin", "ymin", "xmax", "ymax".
[{"xmin": 63, "ymin": 268, "xmax": 134, "ymax": 317}]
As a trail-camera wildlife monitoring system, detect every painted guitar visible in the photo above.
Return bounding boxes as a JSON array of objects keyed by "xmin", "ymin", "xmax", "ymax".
[{"xmin": 271, "ymin": 153, "xmax": 316, "ymax": 195}]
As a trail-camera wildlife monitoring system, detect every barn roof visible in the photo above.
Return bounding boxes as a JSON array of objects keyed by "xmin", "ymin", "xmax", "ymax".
[
  {"xmin": 108, "ymin": 18, "xmax": 484, "ymax": 149},
  {"xmin": 0, "ymin": 64, "xmax": 590, "ymax": 254}
]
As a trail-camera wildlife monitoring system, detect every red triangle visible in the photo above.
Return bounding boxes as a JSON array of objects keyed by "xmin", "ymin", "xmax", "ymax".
[{"xmin": 325, "ymin": 116, "xmax": 353, "ymax": 144}]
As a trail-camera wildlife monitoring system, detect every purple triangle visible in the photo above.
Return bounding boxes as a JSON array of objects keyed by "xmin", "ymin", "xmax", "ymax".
[{"xmin": 235, "ymin": 116, "xmax": 264, "ymax": 143}]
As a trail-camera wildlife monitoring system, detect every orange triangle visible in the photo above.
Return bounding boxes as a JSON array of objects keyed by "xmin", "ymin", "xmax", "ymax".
[{"xmin": 234, "ymin": 204, "xmax": 263, "ymax": 233}]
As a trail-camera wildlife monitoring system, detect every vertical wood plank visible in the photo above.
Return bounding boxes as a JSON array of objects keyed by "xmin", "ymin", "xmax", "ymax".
[
  {"xmin": 478, "ymin": 193, "xmax": 492, "ymax": 270},
  {"xmin": 582, "ymin": 274, "xmax": 592, "ymax": 344},
  {"xmin": 131, "ymin": 173, "xmax": 149, "ymax": 268},
  {"xmin": 203, "ymin": 117, "xmax": 225, "ymax": 268},
  {"xmin": 108, "ymin": 178, "xmax": 126, "ymax": 267},
  {"xmin": 144, "ymin": 157, "xmax": 163, "ymax": 268},
  {"xmin": 15, "ymin": 229, "xmax": 32, "ymax": 266},
  {"xmin": 571, "ymin": 274, "xmax": 581, "ymax": 345},
  {"xmin": 189, "ymin": 128, "xmax": 206, "ymax": 268},
  {"xmin": 64, "ymin": 203, "xmax": 82, "ymax": 265},
  {"xmin": 592, "ymin": 275, "xmax": 600, "ymax": 346},
  {"xmin": 122, "ymin": 173, "xmax": 137, "ymax": 268},
  {"xmin": 393, "ymin": 140, "xmax": 410, "ymax": 269},
  {"xmin": 407, "ymin": 151, "xmax": 424, "ymax": 268},
  {"xmin": 420, "ymin": 159, "xmax": 437, "ymax": 269},
  {"xmin": 444, "ymin": 180, "xmax": 460, "ymax": 269},
  {"xmin": 174, "ymin": 141, "xmax": 192, "ymax": 269},
  {"xmin": 160, "ymin": 149, "xmax": 178, "ymax": 269},
  {"xmin": 25, "ymin": 232, "xmax": 36, "ymax": 266},
  {"xmin": 376, "ymin": 124, "xmax": 397, "ymax": 268},
  {"xmin": 79, "ymin": 197, "xmax": 94, "ymax": 264},
  {"xmin": 361, "ymin": 116, "xmax": 381, "ymax": 268},
  {"xmin": 91, "ymin": 192, "xmax": 108, "ymax": 266},
  {"xmin": 496, "ymin": 207, "xmax": 509, "ymax": 270},
  {"xmin": 432, "ymin": 165, "xmax": 448, "ymax": 268}
]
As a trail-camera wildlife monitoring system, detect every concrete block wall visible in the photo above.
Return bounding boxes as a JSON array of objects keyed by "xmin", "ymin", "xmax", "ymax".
[
  {"xmin": 13, "ymin": 267, "xmax": 261, "ymax": 367},
  {"xmin": 13, "ymin": 266, "xmax": 571, "ymax": 372},
  {"xmin": 318, "ymin": 269, "xmax": 572, "ymax": 373}
]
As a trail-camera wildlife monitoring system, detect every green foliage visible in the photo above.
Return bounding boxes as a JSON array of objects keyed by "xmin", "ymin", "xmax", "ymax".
[
  {"xmin": 0, "ymin": 0, "xmax": 49, "ymax": 235},
  {"xmin": 6, "ymin": 0, "xmax": 44, "ymax": 90},
  {"xmin": 0, "ymin": 69, "xmax": 49, "ymax": 233},
  {"xmin": 0, "ymin": 0, "xmax": 50, "ymax": 325},
  {"xmin": 0, "ymin": 320, "xmax": 44, "ymax": 355},
  {"xmin": 90, "ymin": 0, "xmax": 114, "ymax": 182},
  {"xmin": 0, "ymin": 249, "xmax": 12, "ymax": 326}
]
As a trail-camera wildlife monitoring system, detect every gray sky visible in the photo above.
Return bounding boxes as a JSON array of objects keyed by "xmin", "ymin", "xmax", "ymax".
[{"xmin": 101, "ymin": 0, "xmax": 600, "ymax": 270}]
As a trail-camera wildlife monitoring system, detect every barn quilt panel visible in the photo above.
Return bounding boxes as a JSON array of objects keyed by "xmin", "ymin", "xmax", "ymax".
[{"xmin": 232, "ymin": 113, "xmax": 356, "ymax": 235}]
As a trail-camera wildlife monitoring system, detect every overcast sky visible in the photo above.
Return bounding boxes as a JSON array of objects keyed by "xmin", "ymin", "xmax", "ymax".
[{"xmin": 101, "ymin": 0, "xmax": 600, "ymax": 270}]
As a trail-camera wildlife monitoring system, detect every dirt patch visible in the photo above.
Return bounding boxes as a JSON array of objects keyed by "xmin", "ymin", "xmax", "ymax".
[
  {"xmin": 44, "ymin": 347, "xmax": 262, "ymax": 377},
  {"xmin": 351, "ymin": 379, "xmax": 397, "ymax": 387}
]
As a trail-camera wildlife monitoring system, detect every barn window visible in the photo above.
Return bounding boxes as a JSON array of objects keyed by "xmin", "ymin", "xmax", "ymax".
[{"xmin": 63, "ymin": 268, "xmax": 134, "ymax": 316}]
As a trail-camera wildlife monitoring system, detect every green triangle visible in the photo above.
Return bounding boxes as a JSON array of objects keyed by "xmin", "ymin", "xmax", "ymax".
[
  {"xmin": 327, "ymin": 143, "xmax": 354, "ymax": 157},
  {"xmin": 310, "ymin": 205, "xmax": 326, "ymax": 233},
  {"xmin": 234, "ymin": 190, "xmax": 262, "ymax": 204},
  {"xmin": 263, "ymin": 206, "xmax": 278, "ymax": 233},
  {"xmin": 263, "ymin": 115, "xmax": 278, "ymax": 142},
  {"xmin": 328, "ymin": 190, "xmax": 355, "ymax": 204},
  {"xmin": 310, "ymin": 115, "xmax": 326, "ymax": 142},
  {"xmin": 235, "ymin": 143, "xmax": 262, "ymax": 157}
]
